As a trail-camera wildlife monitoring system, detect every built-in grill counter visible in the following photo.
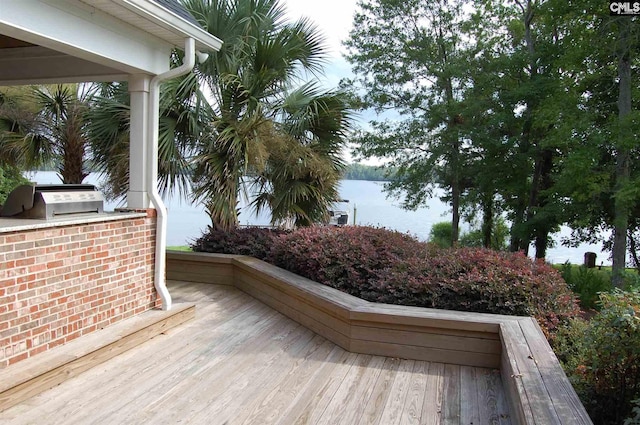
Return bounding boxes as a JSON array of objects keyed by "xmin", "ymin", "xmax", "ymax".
[
  {"xmin": 0, "ymin": 183, "xmax": 147, "ymax": 233},
  {"xmin": 2, "ymin": 184, "xmax": 104, "ymax": 219},
  {"xmin": 0, "ymin": 183, "xmax": 159, "ymax": 368}
]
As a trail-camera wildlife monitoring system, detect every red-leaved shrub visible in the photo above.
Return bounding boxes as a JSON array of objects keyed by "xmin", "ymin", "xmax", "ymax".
[
  {"xmin": 268, "ymin": 226, "xmax": 433, "ymax": 298},
  {"xmin": 191, "ymin": 227, "xmax": 288, "ymax": 260},
  {"xmin": 366, "ymin": 247, "xmax": 579, "ymax": 337},
  {"xmin": 193, "ymin": 225, "xmax": 579, "ymax": 338}
]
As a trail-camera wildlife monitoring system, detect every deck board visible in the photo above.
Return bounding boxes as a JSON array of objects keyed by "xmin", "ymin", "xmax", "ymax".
[{"xmin": 0, "ymin": 281, "xmax": 512, "ymax": 425}]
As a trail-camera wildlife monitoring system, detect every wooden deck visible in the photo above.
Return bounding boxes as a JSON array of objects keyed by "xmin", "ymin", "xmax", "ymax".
[
  {"xmin": 165, "ymin": 252, "xmax": 592, "ymax": 425},
  {"xmin": 0, "ymin": 281, "xmax": 511, "ymax": 425}
]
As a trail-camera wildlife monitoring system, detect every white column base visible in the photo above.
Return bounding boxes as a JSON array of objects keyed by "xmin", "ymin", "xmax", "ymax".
[{"xmin": 126, "ymin": 191, "xmax": 150, "ymax": 209}]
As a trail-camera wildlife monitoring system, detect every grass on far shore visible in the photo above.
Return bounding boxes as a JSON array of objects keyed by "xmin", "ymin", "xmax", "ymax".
[{"xmin": 167, "ymin": 246, "xmax": 191, "ymax": 252}]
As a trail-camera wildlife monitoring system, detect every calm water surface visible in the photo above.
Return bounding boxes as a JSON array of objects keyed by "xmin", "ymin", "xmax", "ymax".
[{"xmin": 27, "ymin": 171, "xmax": 608, "ymax": 265}]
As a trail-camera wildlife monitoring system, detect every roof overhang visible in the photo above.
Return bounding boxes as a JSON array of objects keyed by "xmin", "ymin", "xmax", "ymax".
[
  {"xmin": 0, "ymin": 0, "xmax": 221, "ymax": 85},
  {"xmin": 85, "ymin": 0, "xmax": 223, "ymax": 53}
]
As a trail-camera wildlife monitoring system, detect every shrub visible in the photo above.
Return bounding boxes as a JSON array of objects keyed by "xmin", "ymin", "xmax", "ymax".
[
  {"xmin": 366, "ymin": 248, "xmax": 579, "ymax": 337},
  {"xmin": 431, "ymin": 220, "xmax": 509, "ymax": 250},
  {"xmin": 559, "ymin": 263, "xmax": 611, "ymax": 310},
  {"xmin": 191, "ymin": 227, "xmax": 288, "ymax": 260},
  {"xmin": 428, "ymin": 222, "xmax": 453, "ymax": 248},
  {"xmin": 554, "ymin": 288, "xmax": 640, "ymax": 424},
  {"xmin": 459, "ymin": 218, "xmax": 510, "ymax": 251},
  {"xmin": 268, "ymin": 226, "xmax": 433, "ymax": 298},
  {"xmin": 623, "ymin": 270, "xmax": 640, "ymax": 290},
  {"xmin": 193, "ymin": 225, "xmax": 579, "ymax": 338}
]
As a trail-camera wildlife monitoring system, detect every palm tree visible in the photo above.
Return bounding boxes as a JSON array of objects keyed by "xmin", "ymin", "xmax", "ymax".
[
  {"xmin": 0, "ymin": 87, "xmax": 46, "ymax": 169},
  {"xmin": 87, "ymin": 72, "xmax": 205, "ymax": 201},
  {"xmin": 88, "ymin": 0, "xmax": 353, "ymax": 229},
  {"xmin": 251, "ymin": 84, "xmax": 352, "ymax": 227},
  {"xmin": 185, "ymin": 0, "xmax": 340, "ymax": 231},
  {"xmin": 0, "ymin": 84, "xmax": 92, "ymax": 184}
]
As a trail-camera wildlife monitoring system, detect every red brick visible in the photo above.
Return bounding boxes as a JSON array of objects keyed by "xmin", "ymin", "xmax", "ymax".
[
  {"xmin": 8, "ymin": 352, "xmax": 28, "ymax": 365},
  {"xmin": 48, "ymin": 338, "xmax": 66, "ymax": 349},
  {"xmin": 46, "ymin": 260, "xmax": 64, "ymax": 270},
  {"xmin": 6, "ymin": 234, "xmax": 26, "ymax": 243},
  {"xmin": 0, "ymin": 261, "xmax": 16, "ymax": 271},
  {"xmin": 30, "ymin": 324, "xmax": 50, "ymax": 336},
  {"xmin": 16, "ymin": 274, "xmax": 35, "ymax": 284},
  {"xmin": 64, "ymin": 331, "xmax": 81, "ymax": 343},
  {"xmin": 28, "ymin": 344, "xmax": 48, "ymax": 357},
  {"xmin": 0, "ymin": 278, "xmax": 15, "ymax": 288},
  {"xmin": 45, "ymin": 244, "xmax": 64, "ymax": 254},
  {"xmin": 1, "ymin": 216, "xmax": 157, "ymax": 366},
  {"xmin": 15, "ymin": 257, "xmax": 36, "ymax": 267}
]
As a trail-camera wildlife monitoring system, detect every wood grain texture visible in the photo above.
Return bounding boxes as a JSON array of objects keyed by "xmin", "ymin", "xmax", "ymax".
[
  {"xmin": 501, "ymin": 320, "xmax": 562, "ymax": 425},
  {"xmin": 0, "ymin": 303, "xmax": 195, "ymax": 412},
  {"xmin": 518, "ymin": 318, "xmax": 592, "ymax": 425},
  {"xmin": 164, "ymin": 251, "xmax": 592, "ymax": 425},
  {"xmin": 0, "ymin": 282, "xmax": 511, "ymax": 425}
]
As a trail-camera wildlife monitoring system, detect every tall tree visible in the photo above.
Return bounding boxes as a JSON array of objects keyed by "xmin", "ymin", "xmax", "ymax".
[
  {"xmin": 611, "ymin": 16, "xmax": 636, "ymax": 286},
  {"xmin": 550, "ymin": 0, "xmax": 639, "ymax": 284},
  {"xmin": 467, "ymin": 0, "xmax": 566, "ymax": 258},
  {"xmin": 346, "ymin": 0, "xmax": 472, "ymax": 246},
  {"xmin": 89, "ymin": 0, "xmax": 352, "ymax": 229}
]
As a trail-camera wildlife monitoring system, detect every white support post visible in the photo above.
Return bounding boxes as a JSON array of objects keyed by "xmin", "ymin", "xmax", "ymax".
[{"xmin": 127, "ymin": 74, "xmax": 151, "ymax": 209}]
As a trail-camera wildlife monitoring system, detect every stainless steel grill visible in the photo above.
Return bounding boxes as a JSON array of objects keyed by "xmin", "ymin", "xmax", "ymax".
[{"xmin": 1, "ymin": 184, "xmax": 104, "ymax": 219}]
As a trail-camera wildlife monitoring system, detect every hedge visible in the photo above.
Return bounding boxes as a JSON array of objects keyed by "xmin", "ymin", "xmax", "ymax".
[{"xmin": 192, "ymin": 225, "xmax": 580, "ymax": 337}]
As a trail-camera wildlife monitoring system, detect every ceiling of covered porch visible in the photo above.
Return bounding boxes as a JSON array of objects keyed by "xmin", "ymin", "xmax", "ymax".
[{"xmin": 0, "ymin": 0, "xmax": 221, "ymax": 86}]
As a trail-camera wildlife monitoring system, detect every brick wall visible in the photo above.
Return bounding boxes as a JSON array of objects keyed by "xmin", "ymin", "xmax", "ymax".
[{"xmin": 0, "ymin": 213, "xmax": 158, "ymax": 368}]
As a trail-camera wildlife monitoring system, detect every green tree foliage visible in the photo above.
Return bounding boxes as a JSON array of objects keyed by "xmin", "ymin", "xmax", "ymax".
[
  {"xmin": 0, "ymin": 85, "xmax": 92, "ymax": 184},
  {"xmin": 88, "ymin": 0, "xmax": 353, "ymax": 230},
  {"xmin": 182, "ymin": 0, "xmax": 352, "ymax": 231},
  {"xmin": 0, "ymin": 90, "xmax": 31, "ymax": 204},
  {"xmin": 343, "ymin": 163, "xmax": 394, "ymax": 181},
  {"xmin": 459, "ymin": 219, "xmax": 510, "ymax": 251},
  {"xmin": 345, "ymin": 0, "xmax": 472, "ymax": 246},
  {"xmin": 88, "ymin": 75, "xmax": 204, "ymax": 201},
  {"xmin": 428, "ymin": 222, "xmax": 453, "ymax": 249},
  {"xmin": 547, "ymin": 0, "xmax": 640, "ymax": 286},
  {"xmin": 345, "ymin": 0, "xmax": 567, "ymax": 253},
  {"xmin": 463, "ymin": 0, "xmax": 567, "ymax": 258},
  {"xmin": 429, "ymin": 220, "xmax": 509, "ymax": 250},
  {"xmin": 249, "ymin": 84, "xmax": 352, "ymax": 227},
  {"xmin": 346, "ymin": 0, "xmax": 640, "ymax": 271},
  {"xmin": 0, "ymin": 165, "xmax": 29, "ymax": 205}
]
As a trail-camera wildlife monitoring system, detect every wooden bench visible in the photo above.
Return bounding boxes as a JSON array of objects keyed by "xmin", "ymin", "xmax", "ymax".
[{"xmin": 166, "ymin": 251, "xmax": 592, "ymax": 425}]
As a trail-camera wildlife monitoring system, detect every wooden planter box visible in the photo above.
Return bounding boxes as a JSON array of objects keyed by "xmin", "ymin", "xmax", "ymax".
[{"xmin": 167, "ymin": 251, "xmax": 592, "ymax": 425}]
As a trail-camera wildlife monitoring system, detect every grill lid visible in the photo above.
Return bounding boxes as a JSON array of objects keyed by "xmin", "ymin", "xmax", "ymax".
[{"xmin": 1, "ymin": 184, "xmax": 104, "ymax": 219}]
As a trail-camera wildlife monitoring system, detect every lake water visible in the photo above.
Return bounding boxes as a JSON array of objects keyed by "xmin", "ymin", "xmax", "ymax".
[{"xmin": 27, "ymin": 171, "xmax": 609, "ymax": 265}]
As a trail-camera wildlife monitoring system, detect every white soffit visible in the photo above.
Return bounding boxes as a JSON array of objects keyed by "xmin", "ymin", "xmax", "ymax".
[
  {"xmin": 85, "ymin": 0, "xmax": 223, "ymax": 52},
  {"xmin": 0, "ymin": 0, "xmax": 175, "ymax": 77}
]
